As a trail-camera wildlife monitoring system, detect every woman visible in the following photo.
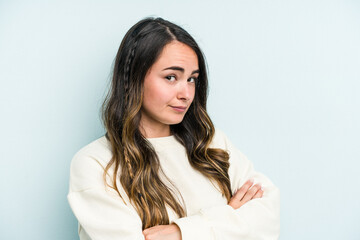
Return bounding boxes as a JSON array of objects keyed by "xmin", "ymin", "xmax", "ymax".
[{"xmin": 67, "ymin": 17, "xmax": 280, "ymax": 240}]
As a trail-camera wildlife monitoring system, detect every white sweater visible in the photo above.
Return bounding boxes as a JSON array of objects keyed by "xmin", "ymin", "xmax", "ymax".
[{"xmin": 67, "ymin": 128, "xmax": 280, "ymax": 240}]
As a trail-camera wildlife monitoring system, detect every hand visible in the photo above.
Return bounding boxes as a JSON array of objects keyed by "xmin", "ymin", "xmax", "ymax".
[
  {"xmin": 228, "ymin": 179, "xmax": 263, "ymax": 210},
  {"xmin": 142, "ymin": 223, "xmax": 182, "ymax": 240}
]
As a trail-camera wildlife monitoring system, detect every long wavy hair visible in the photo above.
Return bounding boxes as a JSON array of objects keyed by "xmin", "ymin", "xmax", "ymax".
[{"xmin": 101, "ymin": 17, "xmax": 232, "ymax": 230}]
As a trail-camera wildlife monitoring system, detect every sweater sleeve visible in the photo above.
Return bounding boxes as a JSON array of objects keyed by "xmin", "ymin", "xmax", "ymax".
[
  {"xmin": 172, "ymin": 130, "xmax": 280, "ymax": 240},
  {"xmin": 67, "ymin": 150, "xmax": 145, "ymax": 240}
]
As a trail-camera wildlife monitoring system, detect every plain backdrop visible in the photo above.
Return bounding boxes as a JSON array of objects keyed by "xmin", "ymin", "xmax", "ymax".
[{"xmin": 0, "ymin": 0, "xmax": 359, "ymax": 239}]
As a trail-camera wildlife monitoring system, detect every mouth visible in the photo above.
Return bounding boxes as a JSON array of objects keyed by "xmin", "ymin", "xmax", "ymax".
[{"xmin": 170, "ymin": 106, "xmax": 187, "ymax": 112}]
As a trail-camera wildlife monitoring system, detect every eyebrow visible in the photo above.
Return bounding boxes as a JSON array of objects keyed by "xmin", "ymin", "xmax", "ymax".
[{"xmin": 162, "ymin": 66, "xmax": 200, "ymax": 75}]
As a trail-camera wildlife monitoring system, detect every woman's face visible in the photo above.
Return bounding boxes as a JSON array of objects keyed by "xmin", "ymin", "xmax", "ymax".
[{"xmin": 140, "ymin": 40, "xmax": 199, "ymax": 137}]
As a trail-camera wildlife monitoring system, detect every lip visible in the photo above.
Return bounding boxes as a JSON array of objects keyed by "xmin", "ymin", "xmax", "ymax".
[{"xmin": 170, "ymin": 106, "xmax": 187, "ymax": 112}]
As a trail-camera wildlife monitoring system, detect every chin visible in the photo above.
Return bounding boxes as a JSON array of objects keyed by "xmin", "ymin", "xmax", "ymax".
[{"xmin": 165, "ymin": 117, "xmax": 185, "ymax": 125}]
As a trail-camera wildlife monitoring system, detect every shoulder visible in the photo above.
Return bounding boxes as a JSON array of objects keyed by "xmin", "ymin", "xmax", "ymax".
[
  {"xmin": 72, "ymin": 135, "xmax": 112, "ymax": 164},
  {"xmin": 210, "ymin": 127, "xmax": 233, "ymax": 150},
  {"xmin": 69, "ymin": 135, "xmax": 114, "ymax": 192},
  {"xmin": 211, "ymin": 127, "xmax": 248, "ymax": 160}
]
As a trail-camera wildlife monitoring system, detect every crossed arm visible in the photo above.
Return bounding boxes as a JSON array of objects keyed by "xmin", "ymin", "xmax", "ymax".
[
  {"xmin": 68, "ymin": 130, "xmax": 280, "ymax": 240},
  {"xmin": 142, "ymin": 179, "xmax": 264, "ymax": 240}
]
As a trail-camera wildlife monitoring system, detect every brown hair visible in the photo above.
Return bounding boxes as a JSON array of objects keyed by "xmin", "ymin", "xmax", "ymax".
[{"xmin": 101, "ymin": 17, "xmax": 232, "ymax": 230}]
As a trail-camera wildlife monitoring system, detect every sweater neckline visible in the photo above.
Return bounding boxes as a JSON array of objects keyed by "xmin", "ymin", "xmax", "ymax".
[
  {"xmin": 146, "ymin": 134, "xmax": 177, "ymax": 145},
  {"xmin": 146, "ymin": 134, "xmax": 175, "ymax": 140},
  {"xmin": 101, "ymin": 134, "xmax": 179, "ymax": 147}
]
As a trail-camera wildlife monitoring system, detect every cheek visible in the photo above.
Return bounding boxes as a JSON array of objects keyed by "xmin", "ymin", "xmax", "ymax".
[
  {"xmin": 143, "ymin": 81, "xmax": 172, "ymax": 108},
  {"xmin": 189, "ymin": 87, "xmax": 196, "ymax": 103}
]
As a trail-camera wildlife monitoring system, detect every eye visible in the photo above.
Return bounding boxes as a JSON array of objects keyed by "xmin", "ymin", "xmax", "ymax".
[
  {"xmin": 165, "ymin": 75, "xmax": 176, "ymax": 82},
  {"xmin": 188, "ymin": 77, "xmax": 198, "ymax": 83}
]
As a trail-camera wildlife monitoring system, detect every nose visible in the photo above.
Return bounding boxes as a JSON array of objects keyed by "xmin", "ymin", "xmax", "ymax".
[{"xmin": 177, "ymin": 81, "xmax": 191, "ymax": 101}]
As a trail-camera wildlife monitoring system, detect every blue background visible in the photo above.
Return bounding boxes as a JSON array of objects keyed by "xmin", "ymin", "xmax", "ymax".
[{"xmin": 0, "ymin": 0, "xmax": 359, "ymax": 239}]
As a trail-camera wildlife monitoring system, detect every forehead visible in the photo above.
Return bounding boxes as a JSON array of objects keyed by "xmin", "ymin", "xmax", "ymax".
[{"xmin": 152, "ymin": 41, "xmax": 198, "ymax": 69}]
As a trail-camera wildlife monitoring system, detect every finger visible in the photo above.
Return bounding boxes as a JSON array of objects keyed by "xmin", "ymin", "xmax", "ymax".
[
  {"xmin": 233, "ymin": 179, "xmax": 254, "ymax": 201},
  {"xmin": 142, "ymin": 225, "xmax": 158, "ymax": 235},
  {"xmin": 252, "ymin": 186, "xmax": 264, "ymax": 199},
  {"xmin": 240, "ymin": 183, "xmax": 261, "ymax": 204},
  {"xmin": 228, "ymin": 179, "xmax": 254, "ymax": 209}
]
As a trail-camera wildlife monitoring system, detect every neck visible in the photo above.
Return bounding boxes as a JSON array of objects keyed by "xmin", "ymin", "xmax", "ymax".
[{"xmin": 139, "ymin": 122, "xmax": 171, "ymax": 138}]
